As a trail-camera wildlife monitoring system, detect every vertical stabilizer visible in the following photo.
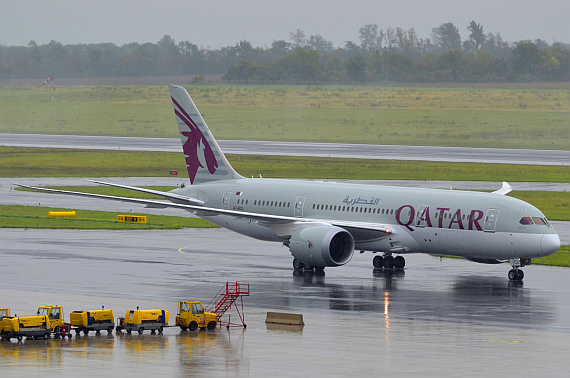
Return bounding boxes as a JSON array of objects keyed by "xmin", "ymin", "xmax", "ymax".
[{"xmin": 169, "ymin": 84, "xmax": 243, "ymax": 184}]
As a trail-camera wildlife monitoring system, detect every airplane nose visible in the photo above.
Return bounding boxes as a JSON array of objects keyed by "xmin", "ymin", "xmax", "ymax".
[{"xmin": 541, "ymin": 233, "xmax": 560, "ymax": 255}]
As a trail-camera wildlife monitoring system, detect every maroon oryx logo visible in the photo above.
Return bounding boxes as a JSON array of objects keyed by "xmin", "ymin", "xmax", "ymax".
[{"xmin": 171, "ymin": 97, "xmax": 218, "ymax": 184}]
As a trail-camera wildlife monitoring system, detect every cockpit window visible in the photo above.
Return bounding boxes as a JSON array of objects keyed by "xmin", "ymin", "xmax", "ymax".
[
  {"xmin": 532, "ymin": 217, "xmax": 546, "ymax": 225},
  {"xmin": 519, "ymin": 217, "xmax": 533, "ymax": 225}
]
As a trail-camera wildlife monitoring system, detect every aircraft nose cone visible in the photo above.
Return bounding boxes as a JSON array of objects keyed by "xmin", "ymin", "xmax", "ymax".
[{"xmin": 541, "ymin": 233, "xmax": 560, "ymax": 255}]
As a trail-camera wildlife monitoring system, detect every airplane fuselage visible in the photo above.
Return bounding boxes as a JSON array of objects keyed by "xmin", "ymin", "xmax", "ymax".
[{"xmin": 173, "ymin": 178, "xmax": 559, "ymax": 261}]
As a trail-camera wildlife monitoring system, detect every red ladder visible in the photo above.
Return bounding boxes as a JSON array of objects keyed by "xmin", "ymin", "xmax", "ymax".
[{"xmin": 205, "ymin": 282, "xmax": 249, "ymax": 329}]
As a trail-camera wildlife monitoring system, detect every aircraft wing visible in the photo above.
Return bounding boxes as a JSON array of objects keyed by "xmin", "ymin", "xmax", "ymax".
[
  {"xmin": 16, "ymin": 184, "xmax": 393, "ymax": 238},
  {"xmin": 86, "ymin": 180, "xmax": 205, "ymax": 206}
]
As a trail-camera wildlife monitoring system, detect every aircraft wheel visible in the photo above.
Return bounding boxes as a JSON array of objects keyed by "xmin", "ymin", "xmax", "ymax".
[
  {"xmin": 517, "ymin": 269, "xmax": 524, "ymax": 280},
  {"xmin": 373, "ymin": 255, "xmax": 384, "ymax": 268},
  {"xmin": 189, "ymin": 321, "xmax": 198, "ymax": 331},
  {"xmin": 383, "ymin": 256, "xmax": 394, "ymax": 269},
  {"xmin": 207, "ymin": 321, "xmax": 217, "ymax": 330},
  {"xmin": 508, "ymin": 269, "xmax": 517, "ymax": 281},
  {"xmin": 394, "ymin": 256, "xmax": 405, "ymax": 269},
  {"xmin": 292, "ymin": 259, "xmax": 304, "ymax": 270},
  {"xmin": 303, "ymin": 263, "xmax": 314, "ymax": 271}
]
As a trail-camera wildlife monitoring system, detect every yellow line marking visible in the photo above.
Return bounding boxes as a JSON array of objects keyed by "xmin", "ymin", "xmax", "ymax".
[{"xmin": 178, "ymin": 241, "xmax": 233, "ymax": 254}]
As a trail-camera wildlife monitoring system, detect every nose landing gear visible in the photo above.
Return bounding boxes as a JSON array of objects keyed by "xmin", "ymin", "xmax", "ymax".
[{"xmin": 508, "ymin": 258, "xmax": 527, "ymax": 281}]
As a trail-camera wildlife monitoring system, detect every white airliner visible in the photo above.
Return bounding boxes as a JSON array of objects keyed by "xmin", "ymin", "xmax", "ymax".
[{"xmin": 19, "ymin": 85, "xmax": 561, "ymax": 281}]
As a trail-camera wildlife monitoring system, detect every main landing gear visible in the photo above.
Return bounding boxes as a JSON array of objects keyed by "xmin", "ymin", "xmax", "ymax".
[
  {"xmin": 372, "ymin": 254, "xmax": 405, "ymax": 270},
  {"xmin": 293, "ymin": 259, "xmax": 325, "ymax": 274}
]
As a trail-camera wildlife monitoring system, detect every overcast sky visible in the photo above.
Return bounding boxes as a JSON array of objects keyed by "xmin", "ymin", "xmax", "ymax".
[{"xmin": 1, "ymin": 0, "xmax": 568, "ymax": 48}]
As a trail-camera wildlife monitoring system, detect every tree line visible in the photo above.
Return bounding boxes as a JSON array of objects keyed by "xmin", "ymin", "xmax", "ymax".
[{"xmin": 1, "ymin": 21, "xmax": 569, "ymax": 83}]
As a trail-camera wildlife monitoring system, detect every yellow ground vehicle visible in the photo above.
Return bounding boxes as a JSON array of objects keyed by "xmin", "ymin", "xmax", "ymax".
[
  {"xmin": 118, "ymin": 308, "xmax": 169, "ymax": 335},
  {"xmin": 70, "ymin": 307, "xmax": 115, "ymax": 335},
  {"xmin": 175, "ymin": 301, "xmax": 217, "ymax": 331},
  {"xmin": 0, "ymin": 308, "xmax": 9, "ymax": 321},
  {"xmin": 0, "ymin": 305, "xmax": 70, "ymax": 341}
]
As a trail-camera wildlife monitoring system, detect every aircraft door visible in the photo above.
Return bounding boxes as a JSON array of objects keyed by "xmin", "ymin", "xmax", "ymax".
[
  {"xmin": 415, "ymin": 204, "xmax": 429, "ymax": 227},
  {"xmin": 222, "ymin": 191, "xmax": 231, "ymax": 210},
  {"xmin": 483, "ymin": 209, "xmax": 500, "ymax": 232},
  {"xmin": 294, "ymin": 196, "xmax": 306, "ymax": 217}
]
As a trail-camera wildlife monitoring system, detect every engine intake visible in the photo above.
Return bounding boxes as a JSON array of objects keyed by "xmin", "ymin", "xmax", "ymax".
[{"xmin": 288, "ymin": 225, "xmax": 354, "ymax": 267}]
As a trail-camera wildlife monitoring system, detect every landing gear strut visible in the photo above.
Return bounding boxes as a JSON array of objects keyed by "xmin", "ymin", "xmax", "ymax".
[
  {"xmin": 508, "ymin": 259, "xmax": 524, "ymax": 281},
  {"xmin": 373, "ymin": 253, "xmax": 405, "ymax": 270}
]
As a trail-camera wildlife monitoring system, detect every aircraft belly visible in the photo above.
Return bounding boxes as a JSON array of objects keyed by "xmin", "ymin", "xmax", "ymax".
[{"xmin": 201, "ymin": 215, "xmax": 282, "ymax": 242}]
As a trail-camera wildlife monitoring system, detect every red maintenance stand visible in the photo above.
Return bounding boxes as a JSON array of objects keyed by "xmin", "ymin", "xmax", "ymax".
[{"xmin": 205, "ymin": 282, "xmax": 249, "ymax": 329}]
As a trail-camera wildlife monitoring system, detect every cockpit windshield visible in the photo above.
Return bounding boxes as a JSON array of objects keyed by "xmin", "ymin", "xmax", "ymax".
[
  {"xmin": 520, "ymin": 217, "xmax": 549, "ymax": 226},
  {"xmin": 37, "ymin": 308, "xmax": 49, "ymax": 316}
]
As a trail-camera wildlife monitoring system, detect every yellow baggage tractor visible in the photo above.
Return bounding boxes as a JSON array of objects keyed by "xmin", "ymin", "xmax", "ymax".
[
  {"xmin": 70, "ymin": 306, "xmax": 115, "ymax": 335},
  {"xmin": 0, "ymin": 305, "xmax": 70, "ymax": 341},
  {"xmin": 176, "ymin": 301, "xmax": 217, "ymax": 331},
  {"xmin": 117, "ymin": 307, "xmax": 169, "ymax": 335}
]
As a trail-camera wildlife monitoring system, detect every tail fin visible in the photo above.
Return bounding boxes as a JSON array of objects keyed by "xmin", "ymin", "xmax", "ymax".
[{"xmin": 169, "ymin": 84, "xmax": 243, "ymax": 184}]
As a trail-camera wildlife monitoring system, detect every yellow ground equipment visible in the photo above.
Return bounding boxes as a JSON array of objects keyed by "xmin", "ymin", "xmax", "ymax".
[
  {"xmin": 0, "ymin": 305, "xmax": 71, "ymax": 341},
  {"xmin": 70, "ymin": 306, "xmax": 114, "ymax": 335},
  {"xmin": 176, "ymin": 301, "xmax": 217, "ymax": 331},
  {"xmin": 0, "ymin": 308, "xmax": 9, "ymax": 321},
  {"xmin": 116, "ymin": 307, "xmax": 169, "ymax": 335}
]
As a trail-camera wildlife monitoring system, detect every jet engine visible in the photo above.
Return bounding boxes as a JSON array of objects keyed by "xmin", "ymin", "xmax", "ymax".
[{"xmin": 287, "ymin": 225, "xmax": 354, "ymax": 267}]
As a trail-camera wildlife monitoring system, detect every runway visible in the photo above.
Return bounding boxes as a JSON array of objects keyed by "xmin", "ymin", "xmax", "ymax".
[
  {"xmin": 1, "ymin": 228, "xmax": 569, "ymax": 377},
  {"xmin": 2, "ymin": 133, "xmax": 570, "ymax": 166}
]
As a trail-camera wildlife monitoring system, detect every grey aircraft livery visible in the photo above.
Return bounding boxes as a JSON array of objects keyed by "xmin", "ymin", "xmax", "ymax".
[{"xmin": 19, "ymin": 85, "xmax": 561, "ymax": 281}]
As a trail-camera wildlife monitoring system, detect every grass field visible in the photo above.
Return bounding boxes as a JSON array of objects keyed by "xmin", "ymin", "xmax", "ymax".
[
  {"xmin": 2, "ymin": 147, "xmax": 570, "ymax": 182},
  {"xmin": 0, "ymin": 204, "xmax": 216, "ymax": 229},
  {"xmin": 1, "ymin": 85, "xmax": 569, "ymax": 149}
]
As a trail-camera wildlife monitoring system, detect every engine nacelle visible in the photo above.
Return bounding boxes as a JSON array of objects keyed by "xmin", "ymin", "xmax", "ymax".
[{"xmin": 288, "ymin": 225, "xmax": 355, "ymax": 267}]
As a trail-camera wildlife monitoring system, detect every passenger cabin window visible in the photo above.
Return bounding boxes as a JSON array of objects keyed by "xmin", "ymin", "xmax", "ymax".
[{"xmin": 520, "ymin": 217, "xmax": 533, "ymax": 225}]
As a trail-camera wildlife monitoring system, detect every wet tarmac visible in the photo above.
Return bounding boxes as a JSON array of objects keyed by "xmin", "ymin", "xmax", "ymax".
[{"xmin": 1, "ymin": 228, "xmax": 570, "ymax": 377}]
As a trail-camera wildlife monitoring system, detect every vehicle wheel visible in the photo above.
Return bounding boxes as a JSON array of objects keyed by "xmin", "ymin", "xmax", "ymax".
[
  {"xmin": 68, "ymin": 334, "xmax": 72, "ymax": 339},
  {"xmin": 83, "ymin": 330, "xmax": 89, "ymax": 336},
  {"xmin": 126, "ymin": 329, "xmax": 131, "ymax": 334},
  {"xmin": 292, "ymin": 259, "xmax": 304, "ymax": 270},
  {"xmin": 108, "ymin": 327, "xmax": 113, "ymax": 334},
  {"xmin": 207, "ymin": 321, "xmax": 216, "ymax": 330},
  {"xmin": 17, "ymin": 335, "xmax": 23, "ymax": 341},
  {"xmin": 394, "ymin": 256, "xmax": 405, "ymax": 269},
  {"xmin": 383, "ymin": 256, "xmax": 394, "ymax": 269},
  {"xmin": 189, "ymin": 321, "xmax": 198, "ymax": 331},
  {"xmin": 373, "ymin": 255, "xmax": 384, "ymax": 268},
  {"xmin": 158, "ymin": 326, "xmax": 163, "ymax": 334},
  {"xmin": 517, "ymin": 270, "xmax": 524, "ymax": 280},
  {"xmin": 75, "ymin": 329, "xmax": 81, "ymax": 335},
  {"xmin": 138, "ymin": 328, "xmax": 144, "ymax": 335}
]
